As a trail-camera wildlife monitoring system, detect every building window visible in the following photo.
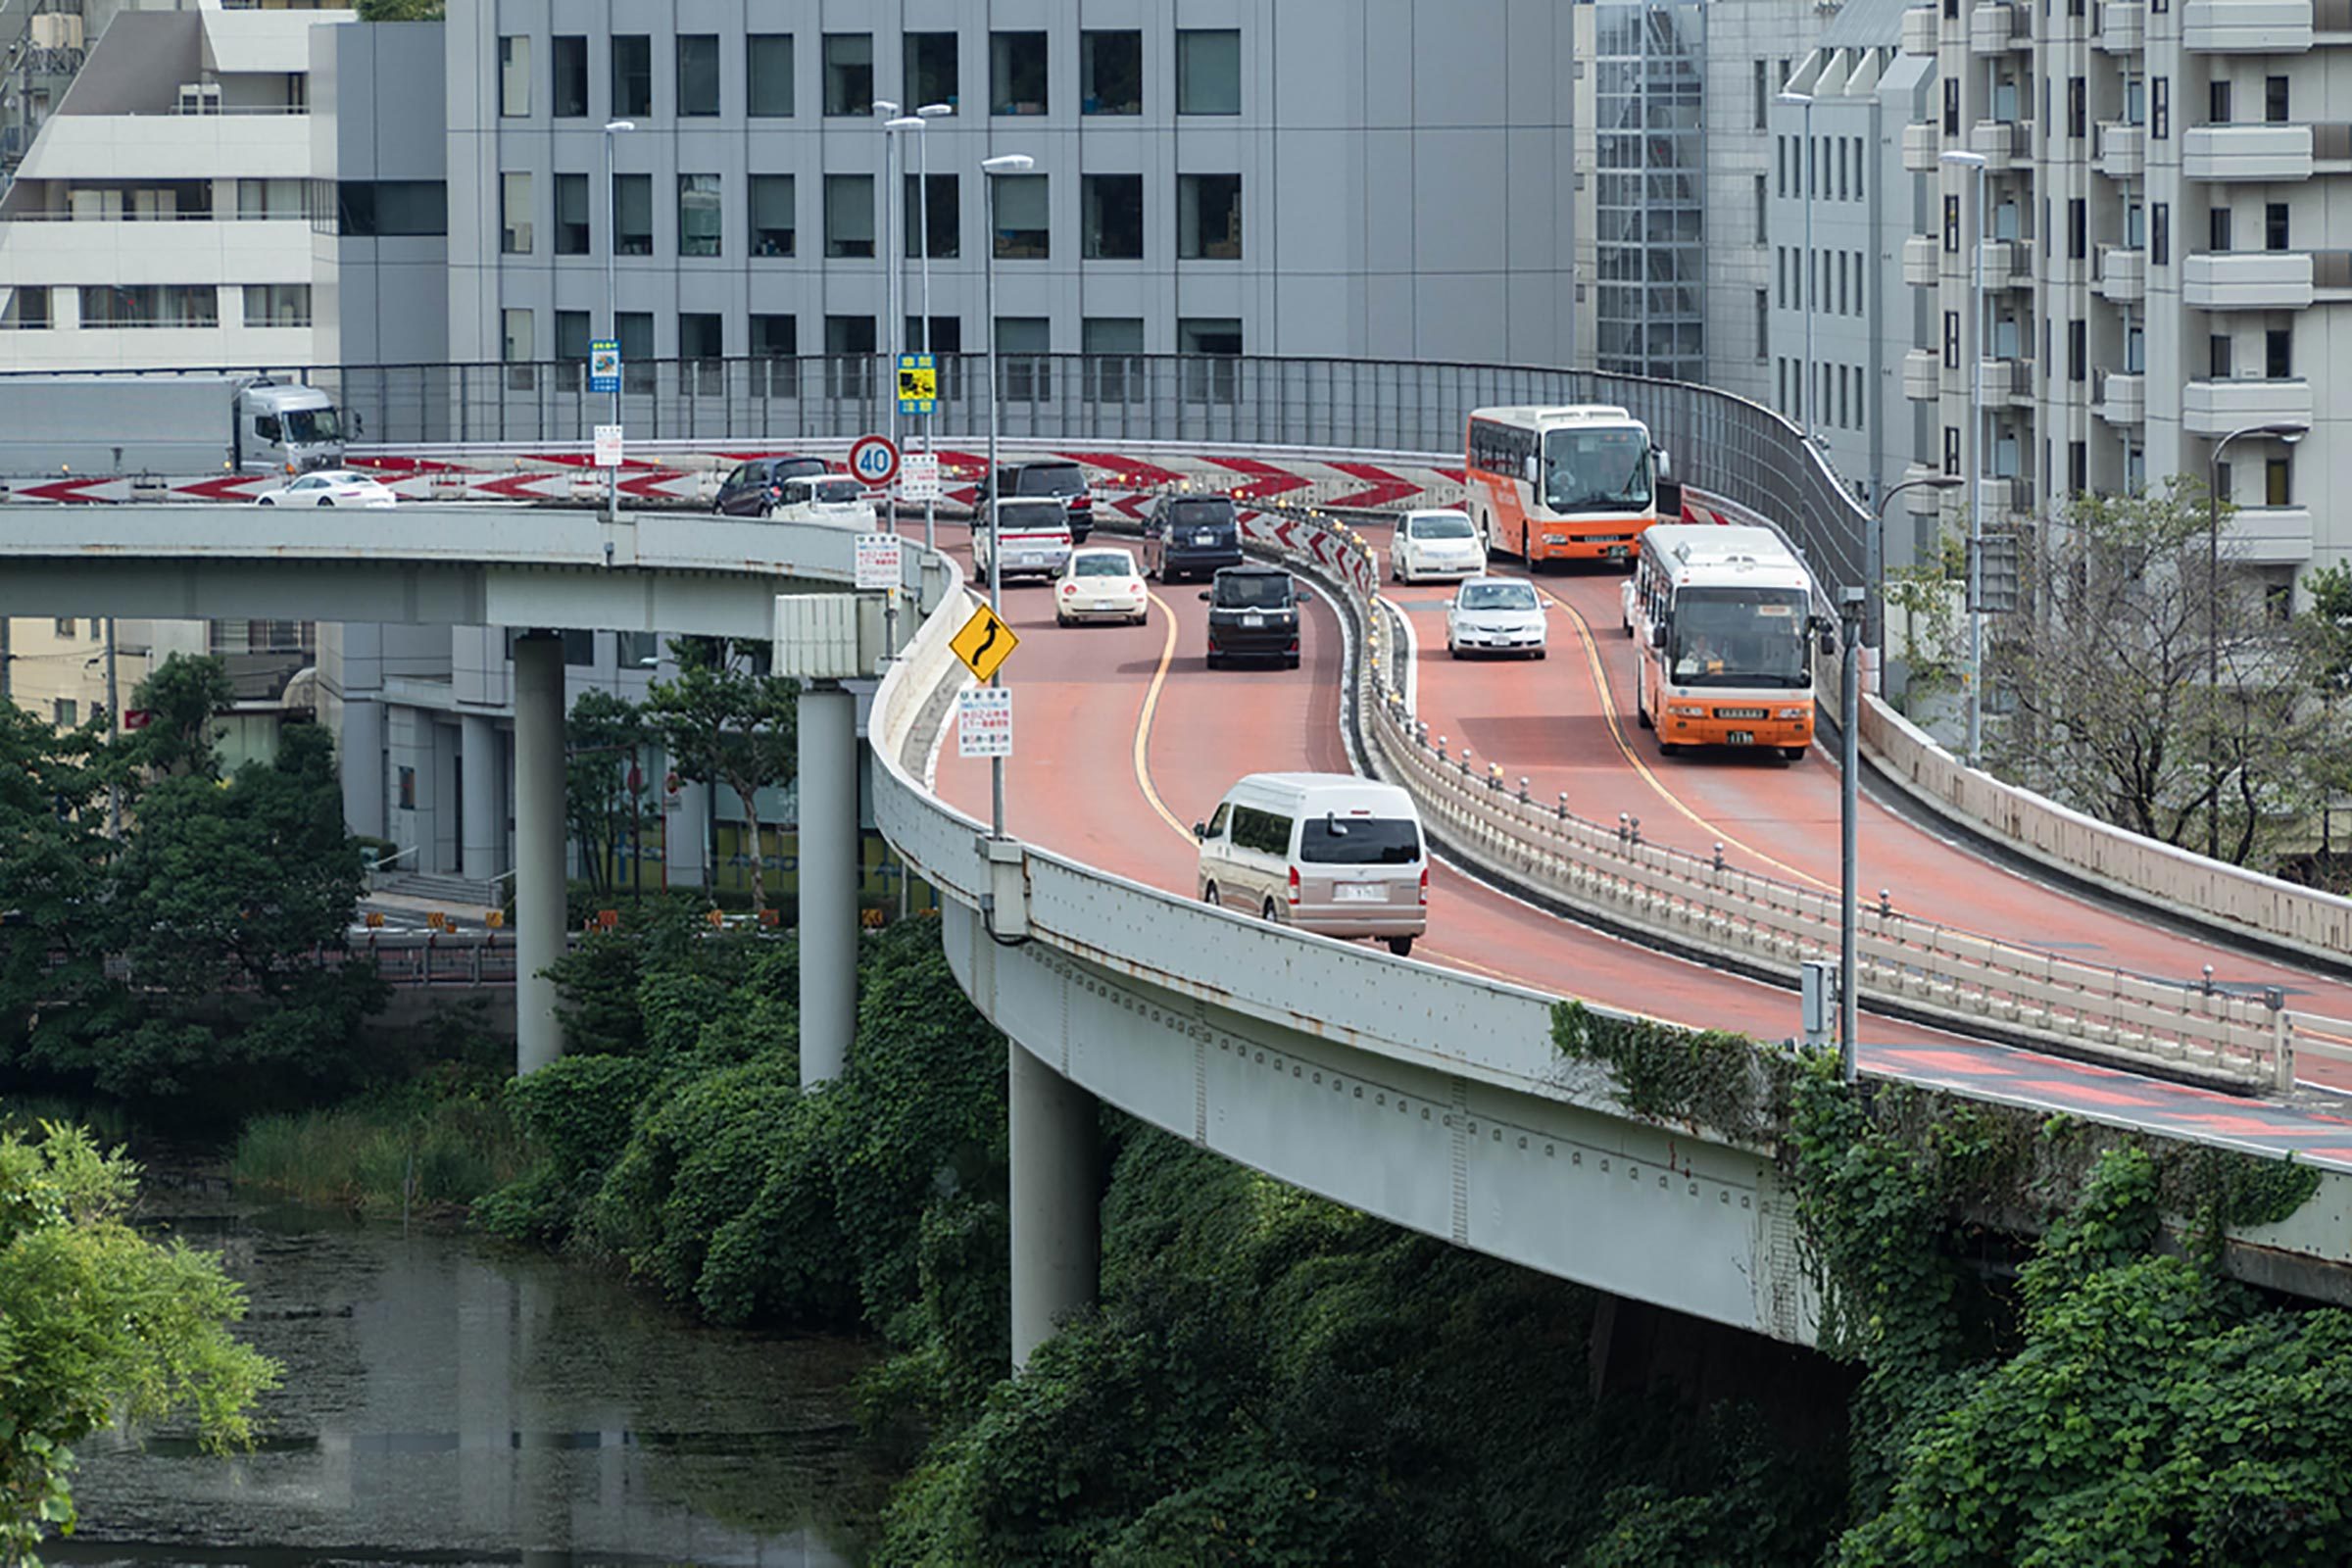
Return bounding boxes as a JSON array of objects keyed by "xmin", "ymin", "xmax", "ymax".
[
  {"xmin": 825, "ymin": 315, "xmax": 876, "ymax": 399},
  {"xmin": 236, "ymin": 178, "xmax": 303, "ymax": 220},
  {"xmin": 906, "ymin": 32, "xmax": 957, "ymax": 110},
  {"xmin": 990, "ymin": 173, "xmax": 1049, "ymax": 258},
  {"xmin": 2152, "ymin": 77, "xmax": 2169, "ymax": 139},
  {"xmin": 747, "ymin": 35, "xmax": 793, "ymax": 118},
  {"xmin": 1777, "ymin": 136, "xmax": 1788, "ymax": 198},
  {"xmin": 2125, "ymin": 318, "xmax": 2145, "ymax": 371},
  {"xmin": 2267, "ymin": 327, "xmax": 2292, "ymax": 378},
  {"xmin": 2267, "ymin": 457, "xmax": 2292, "ymax": 506},
  {"xmin": 2068, "ymin": 318, "xmax": 2085, "ymax": 381},
  {"xmin": 678, "ymin": 35, "xmax": 719, "ymax": 117},
  {"xmin": 2210, "ymin": 332, "xmax": 2233, "ymax": 377},
  {"xmin": 1177, "ymin": 28, "xmax": 1242, "ymax": 115},
  {"xmin": 995, "ymin": 316, "xmax": 1051, "ymax": 401},
  {"xmin": 501, "ymin": 171, "xmax": 532, "ymax": 254},
  {"xmin": 753, "ymin": 314, "xmax": 797, "ymax": 359},
  {"xmin": 1853, "ymin": 138, "xmax": 1865, "ymax": 203},
  {"xmin": 398, "ymin": 765, "xmax": 416, "ymax": 811},
  {"xmin": 612, "ymin": 35, "xmax": 652, "ymax": 119},
  {"xmin": 678, "ymin": 174, "xmax": 721, "ymax": 257},
  {"xmin": 751, "ymin": 174, "xmax": 795, "ymax": 256},
  {"xmin": 825, "ymin": 173, "xmax": 875, "ymax": 258},
  {"xmin": 555, "ymin": 172, "xmax": 589, "ymax": 254},
  {"xmin": 679, "ymin": 312, "xmax": 722, "ymax": 374},
  {"xmin": 503, "ymin": 309, "xmax": 534, "ymax": 385},
  {"xmin": 562, "ymin": 630, "xmax": 597, "ymax": 668},
  {"xmin": 2210, "ymin": 78, "xmax": 2232, "ymax": 124},
  {"xmin": 1944, "ymin": 426, "xmax": 1961, "ymax": 475},
  {"xmin": 2068, "ymin": 197, "xmax": 2085, "ymax": 260},
  {"xmin": 2152, "ymin": 202, "xmax": 2169, "ymax": 264},
  {"xmin": 2068, "ymin": 76, "xmax": 2085, "ymax": 137},
  {"xmin": 2266, "ymin": 201, "xmax": 2289, "ymax": 251},
  {"xmin": 2216, "ymin": 459, "xmax": 2233, "ymax": 501},
  {"xmin": 1837, "ymin": 140, "xmax": 1848, "ymax": 200},
  {"xmin": 904, "ymin": 173, "xmax": 957, "ymax": 259},
  {"xmin": 2210, "ymin": 205, "xmax": 2232, "ymax": 253},
  {"xmin": 3, "ymin": 286, "xmax": 50, "ymax": 329},
  {"xmin": 1753, "ymin": 174, "xmax": 1766, "ymax": 243},
  {"xmin": 1944, "ymin": 310, "xmax": 1960, "ymax": 369},
  {"xmin": 2268, "ymin": 74, "xmax": 2290, "ymax": 123},
  {"xmin": 1178, "ymin": 317, "xmax": 1242, "ymax": 403},
  {"xmin": 79, "ymin": 284, "xmax": 219, "ymax": 327},
  {"xmin": 53, "ymin": 618, "xmax": 73, "ymax": 638},
  {"xmin": 556, "ymin": 311, "xmax": 590, "ymax": 386},
  {"xmin": 1081, "ymin": 30, "xmax": 1143, "ymax": 115},
  {"xmin": 1944, "ymin": 193, "xmax": 1960, "ymax": 252},
  {"xmin": 616, "ymin": 631, "xmax": 660, "ymax": 669},
  {"xmin": 1082, "ymin": 173, "xmax": 1144, "ymax": 259},
  {"xmin": 1084, "ymin": 317, "xmax": 1145, "ymax": 401},
  {"xmin": 991, "ymin": 31, "xmax": 1047, "ymax": 115},
  {"xmin": 824, "ymin": 34, "xmax": 872, "ymax": 117},
  {"xmin": 2068, "ymin": 441, "xmax": 2086, "ymax": 495},
  {"xmin": 1178, "ymin": 173, "xmax": 1242, "ymax": 260},
  {"xmin": 552, "ymin": 36, "xmax": 587, "ymax": 118},
  {"xmin": 616, "ymin": 312, "xmax": 654, "ymax": 392},
  {"xmin": 242, "ymin": 283, "xmax": 311, "ymax": 327},
  {"xmin": 499, "ymin": 35, "xmax": 529, "ymax": 118},
  {"xmin": 613, "ymin": 174, "xmax": 652, "ymax": 255},
  {"xmin": 1944, "ymin": 78, "xmax": 1960, "ymax": 136}
]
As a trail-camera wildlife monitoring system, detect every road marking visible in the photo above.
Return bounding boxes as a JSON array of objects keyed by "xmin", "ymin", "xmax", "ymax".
[{"xmin": 1131, "ymin": 592, "xmax": 1195, "ymax": 843}]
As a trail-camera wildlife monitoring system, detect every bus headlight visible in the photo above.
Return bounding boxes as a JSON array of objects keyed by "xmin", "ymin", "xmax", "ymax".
[
  {"xmin": 1668, "ymin": 704, "xmax": 1707, "ymax": 717},
  {"xmin": 1777, "ymin": 708, "xmax": 1807, "ymax": 720}
]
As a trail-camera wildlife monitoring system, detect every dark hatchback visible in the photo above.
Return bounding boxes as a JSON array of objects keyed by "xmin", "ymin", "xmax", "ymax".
[
  {"xmin": 1144, "ymin": 494, "xmax": 1245, "ymax": 582},
  {"xmin": 978, "ymin": 460, "xmax": 1095, "ymax": 544},
  {"xmin": 712, "ymin": 455, "xmax": 829, "ymax": 516},
  {"xmin": 1200, "ymin": 566, "xmax": 1312, "ymax": 669}
]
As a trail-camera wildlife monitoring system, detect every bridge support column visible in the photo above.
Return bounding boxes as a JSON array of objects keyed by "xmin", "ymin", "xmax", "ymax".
[
  {"xmin": 513, "ymin": 632, "xmax": 567, "ymax": 1075},
  {"xmin": 461, "ymin": 711, "xmax": 501, "ymax": 885},
  {"xmin": 1010, "ymin": 1040, "xmax": 1099, "ymax": 1371},
  {"xmin": 797, "ymin": 681, "xmax": 858, "ymax": 1086}
]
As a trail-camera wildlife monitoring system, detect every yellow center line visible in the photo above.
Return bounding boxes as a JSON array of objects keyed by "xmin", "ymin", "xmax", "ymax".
[{"xmin": 1131, "ymin": 591, "xmax": 1195, "ymax": 844}]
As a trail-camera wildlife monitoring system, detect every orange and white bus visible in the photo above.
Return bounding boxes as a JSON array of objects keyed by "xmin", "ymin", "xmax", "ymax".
[
  {"xmin": 1464, "ymin": 405, "xmax": 1668, "ymax": 567},
  {"xmin": 1621, "ymin": 523, "xmax": 1822, "ymax": 760}
]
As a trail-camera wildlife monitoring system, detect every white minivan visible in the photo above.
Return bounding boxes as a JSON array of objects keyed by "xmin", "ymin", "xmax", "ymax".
[{"xmin": 1194, "ymin": 772, "xmax": 1428, "ymax": 956}]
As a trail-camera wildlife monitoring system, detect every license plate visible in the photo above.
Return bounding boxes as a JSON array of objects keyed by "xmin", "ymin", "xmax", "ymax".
[
  {"xmin": 1333, "ymin": 883, "xmax": 1384, "ymax": 903},
  {"xmin": 1242, "ymin": 613, "xmax": 1264, "ymax": 627},
  {"xmin": 1605, "ymin": 545, "xmax": 1628, "ymax": 559},
  {"xmin": 1727, "ymin": 731, "xmax": 1755, "ymax": 745},
  {"xmin": 1196, "ymin": 532, "xmax": 1219, "ymax": 545}
]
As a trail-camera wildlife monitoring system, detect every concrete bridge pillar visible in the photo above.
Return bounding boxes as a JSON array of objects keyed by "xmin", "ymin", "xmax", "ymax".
[
  {"xmin": 460, "ymin": 711, "xmax": 502, "ymax": 884},
  {"xmin": 797, "ymin": 681, "xmax": 859, "ymax": 1086},
  {"xmin": 512, "ymin": 632, "xmax": 567, "ymax": 1075},
  {"xmin": 1010, "ymin": 1040, "xmax": 1100, "ymax": 1371}
]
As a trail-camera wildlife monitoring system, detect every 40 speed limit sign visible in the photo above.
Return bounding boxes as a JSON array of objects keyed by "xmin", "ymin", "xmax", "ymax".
[{"xmin": 848, "ymin": 433, "xmax": 901, "ymax": 488}]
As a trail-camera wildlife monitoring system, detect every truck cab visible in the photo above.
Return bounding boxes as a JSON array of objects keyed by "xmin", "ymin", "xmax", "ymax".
[{"xmin": 241, "ymin": 382, "xmax": 346, "ymax": 473}]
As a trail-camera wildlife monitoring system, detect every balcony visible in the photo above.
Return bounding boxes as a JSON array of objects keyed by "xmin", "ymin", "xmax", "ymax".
[
  {"xmin": 13, "ymin": 113, "xmax": 314, "ymax": 183},
  {"xmin": 2183, "ymin": 123, "xmax": 2314, "ymax": 180},
  {"xmin": 1972, "ymin": 0, "xmax": 2029, "ymax": 50},
  {"xmin": 1969, "ymin": 120, "xmax": 2023, "ymax": 171},
  {"xmin": 1975, "ymin": 477, "xmax": 2025, "ymax": 515},
  {"xmin": 2183, "ymin": 250, "xmax": 2315, "ymax": 309},
  {"xmin": 2096, "ymin": 121, "xmax": 2145, "ymax": 178},
  {"xmin": 1904, "ymin": 348, "xmax": 1943, "ymax": 401},
  {"xmin": 1901, "ymin": 465, "xmax": 1952, "ymax": 515},
  {"xmin": 1902, "ymin": 121, "xmax": 1942, "ymax": 173},
  {"xmin": 1979, "ymin": 357, "xmax": 2028, "ymax": 400},
  {"xmin": 2098, "ymin": 245, "xmax": 2147, "ymax": 302},
  {"xmin": 2181, "ymin": 376, "xmax": 2312, "ymax": 436},
  {"xmin": 2098, "ymin": 0, "xmax": 2146, "ymax": 49},
  {"xmin": 2183, "ymin": 0, "xmax": 2314, "ymax": 50},
  {"xmin": 2221, "ymin": 506, "xmax": 2315, "ymax": 565},
  {"xmin": 2099, "ymin": 371, "xmax": 2146, "ymax": 425},
  {"xmin": 1981, "ymin": 238, "xmax": 2032, "ymax": 289},
  {"xmin": 1902, "ymin": 4, "xmax": 1941, "ymax": 53},
  {"xmin": 1903, "ymin": 234, "xmax": 1940, "ymax": 287}
]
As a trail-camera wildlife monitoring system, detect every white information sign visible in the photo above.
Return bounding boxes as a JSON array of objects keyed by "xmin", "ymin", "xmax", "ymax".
[
  {"xmin": 855, "ymin": 531, "xmax": 903, "ymax": 590},
  {"xmin": 956, "ymin": 687, "xmax": 1013, "ymax": 759},
  {"xmin": 901, "ymin": 452, "xmax": 943, "ymax": 501},
  {"xmin": 593, "ymin": 423, "xmax": 625, "ymax": 469}
]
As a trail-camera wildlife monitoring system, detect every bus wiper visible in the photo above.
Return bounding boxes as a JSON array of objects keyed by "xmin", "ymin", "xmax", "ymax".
[{"xmin": 1550, "ymin": 493, "xmax": 1643, "ymax": 512}]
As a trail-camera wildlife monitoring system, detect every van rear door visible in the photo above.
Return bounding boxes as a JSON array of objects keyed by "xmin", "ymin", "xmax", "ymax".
[{"xmin": 1292, "ymin": 811, "xmax": 1424, "ymax": 919}]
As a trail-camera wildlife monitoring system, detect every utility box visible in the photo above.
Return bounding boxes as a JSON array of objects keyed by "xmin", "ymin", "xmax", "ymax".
[{"xmin": 773, "ymin": 593, "xmax": 867, "ymax": 680}]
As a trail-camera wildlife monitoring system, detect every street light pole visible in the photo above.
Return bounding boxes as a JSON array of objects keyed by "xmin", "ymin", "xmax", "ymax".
[
  {"xmin": 2206, "ymin": 420, "xmax": 2307, "ymax": 858},
  {"xmin": 1941, "ymin": 148, "xmax": 1989, "ymax": 765},
  {"xmin": 874, "ymin": 100, "xmax": 902, "ymax": 534},
  {"xmin": 917, "ymin": 103, "xmax": 953, "ymax": 551},
  {"xmin": 981, "ymin": 153, "xmax": 1035, "ymax": 841},
  {"xmin": 1779, "ymin": 91, "xmax": 1815, "ymax": 438},
  {"xmin": 602, "ymin": 119, "xmax": 634, "ymax": 525}
]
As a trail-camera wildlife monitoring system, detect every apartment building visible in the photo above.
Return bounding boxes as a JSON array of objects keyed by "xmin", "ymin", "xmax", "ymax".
[{"xmin": 1899, "ymin": 0, "xmax": 2352, "ymax": 592}]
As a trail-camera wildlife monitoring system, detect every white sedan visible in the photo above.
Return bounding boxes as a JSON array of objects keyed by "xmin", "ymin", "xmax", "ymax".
[
  {"xmin": 1391, "ymin": 509, "xmax": 1487, "ymax": 583},
  {"xmin": 254, "ymin": 468, "xmax": 399, "ymax": 508},
  {"xmin": 1446, "ymin": 575, "xmax": 1547, "ymax": 660},
  {"xmin": 1054, "ymin": 547, "xmax": 1150, "ymax": 626}
]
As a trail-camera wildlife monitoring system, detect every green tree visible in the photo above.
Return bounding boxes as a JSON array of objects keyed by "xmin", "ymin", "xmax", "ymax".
[
  {"xmin": 116, "ymin": 653, "xmax": 236, "ymax": 782},
  {"xmin": 564, "ymin": 689, "xmax": 647, "ymax": 897},
  {"xmin": 0, "ymin": 1120, "xmax": 279, "ymax": 1565},
  {"xmin": 643, "ymin": 639, "xmax": 798, "ymax": 913},
  {"xmin": 2296, "ymin": 560, "xmax": 2352, "ymax": 869},
  {"xmin": 353, "ymin": 0, "xmax": 443, "ymax": 17},
  {"xmin": 0, "ymin": 705, "xmax": 120, "ymax": 1080}
]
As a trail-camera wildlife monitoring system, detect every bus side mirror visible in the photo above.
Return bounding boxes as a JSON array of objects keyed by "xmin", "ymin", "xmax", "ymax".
[
  {"xmin": 1523, "ymin": 454, "xmax": 1539, "ymax": 484},
  {"xmin": 1193, "ymin": 820, "xmax": 1208, "ymax": 840},
  {"xmin": 1654, "ymin": 448, "xmax": 1673, "ymax": 479}
]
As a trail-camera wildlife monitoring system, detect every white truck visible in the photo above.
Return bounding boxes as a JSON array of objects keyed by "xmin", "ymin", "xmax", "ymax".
[{"xmin": 0, "ymin": 373, "xmax": 347, "ymax": 479}]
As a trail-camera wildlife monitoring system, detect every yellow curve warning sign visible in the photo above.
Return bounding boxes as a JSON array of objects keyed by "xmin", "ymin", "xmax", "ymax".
[{"xmin": 950, "ymin": 603, "xmax": 1019, "ymax": 683}]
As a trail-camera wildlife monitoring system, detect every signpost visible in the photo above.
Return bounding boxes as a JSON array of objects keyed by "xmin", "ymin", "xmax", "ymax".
[
  {"xmin": 901, "ymin": 451, "xmax": 942, "ymax": 501},
  {"xmin": 897, "ymin": 353, "xmax": 938, "ymax": 416},
  {"xmin": 956, "ymin": 687, "xmax": 1013, "ymax": 759},
  {"xmin": 950, "ymin": 603, "xmax": 1019, "ymax": 684},
  {"xmin": 855, "ymin": 531, "xmax": 903, "ymax": 591},
  {"xmin": 849, "ymin": 433, "xmax": 901, "ymax": 489},
  {"xmin": 589, "ymin": 340, "xmax": 620, "ymax": 395},
  {"xmin": 593, "ymin": 423, "xmax": 624, "ymax": 469}
]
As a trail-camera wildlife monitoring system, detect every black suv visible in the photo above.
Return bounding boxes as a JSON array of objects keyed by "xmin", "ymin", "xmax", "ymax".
[
  {"xmin": 1143, "ymin": 493, "xmax": 1244, "ymax": 582},
  {"xmin": 977, "ymin": 460, "xmax": 1095, "ymax": 544},
  {"xmin": 1200, "ymin": 566, "xmax": 1312, "ymax": 669},
  {"xmin": 712, "ymin": 455, "xmax": 829, "ymax": 516}
]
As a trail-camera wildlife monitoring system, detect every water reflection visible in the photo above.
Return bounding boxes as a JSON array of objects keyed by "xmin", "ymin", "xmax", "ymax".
[{"xmin": 54, "ymin": 1199, "xmax": 885, "ymax": 1568}]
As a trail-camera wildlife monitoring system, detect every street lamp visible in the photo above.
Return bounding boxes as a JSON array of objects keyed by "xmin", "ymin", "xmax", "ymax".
[
  {"xmin": 914, "ymin": 104, "xmax": 953, "ymax": 551},
  {"xmin": 1940, "ymin": 147, "xmax": 1989, "ymax": 764},
  {"xmin": 1778, "ymin": 90, "xmax": 1815, "ymax": 439},
  {"xmin": 601, "ymin": 119, "xmax": 635, "ymax": 524},
  {"xmin": 872, "ymin": 101, "xmax": 903, "ymax": 530},
  {"xmin": 2206, "ymin": 420, "xmax": 2307, "ymax": 858},
  {"xmin": 980, "ymin": 152, "xmax": 1035, "ymax": 840}
]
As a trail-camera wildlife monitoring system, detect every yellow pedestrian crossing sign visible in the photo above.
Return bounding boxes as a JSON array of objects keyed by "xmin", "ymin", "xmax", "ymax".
[
  {"xmin": 951, "ymin": 602, "xmax": 1019, "ymax": 682},
  {"xmin": 897, "ymin": 353, "xmax": 937, "ymax": 415}
]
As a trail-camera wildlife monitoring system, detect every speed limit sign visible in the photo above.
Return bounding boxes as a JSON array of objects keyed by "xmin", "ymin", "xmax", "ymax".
[{"xmin": 848, "ymin": 433, "xmax": 901, "ymax": 489}]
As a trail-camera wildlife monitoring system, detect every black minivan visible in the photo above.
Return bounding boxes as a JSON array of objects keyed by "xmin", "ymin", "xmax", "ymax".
[
  {"xmin": 978, "ymin": 460, "xmax": 1095, "ymax": 544},
  {"xmin": 712, "ymin": 455, "xmax": 829, "ymax": 516},
  {"xmin": 1200, "ymin": 566, "xmax": 1312, "ymax": 669},
  {"xmin": 1144, "ymin": 493, "xmax": 1245, "ymax": 582}
]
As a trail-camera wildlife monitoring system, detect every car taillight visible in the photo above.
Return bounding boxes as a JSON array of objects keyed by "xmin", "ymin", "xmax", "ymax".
[
  {"xmin": 1069, "ymin": 495, "xmax": 1092, "ymax": 510},
  {"xmin": 1418, "ymin": 866, "xmax": 1429, "ymax": 906},
  {"xmin": 1287, "ymin": 866, "xmax": 1300, "ymax": 906}
]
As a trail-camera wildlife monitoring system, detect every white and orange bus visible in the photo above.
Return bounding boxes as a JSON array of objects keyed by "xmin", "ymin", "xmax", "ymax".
[
  {"xmin": 1464, "ymin": 405, "xmax": 1668, "ymax": 568},
  {"xmin": 1621, "ymin": 523, "xmax": 1822, "ymax": 760}
]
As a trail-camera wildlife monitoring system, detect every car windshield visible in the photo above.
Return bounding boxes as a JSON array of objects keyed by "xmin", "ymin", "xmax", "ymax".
[
  {"xmin": 770, "ymin": 458, "xmax": 826, "ymax": 480},
  {"xmin": 1019, "ymin": 466, "xmax": 1086, "ymax": 496},
  {"xmin": 998, "ymin": 504, "xmax": 1065, "ymax": 532},
  {"xmin": 1170, "ymin": 500, "xmax": 1234, "ymax": 527},
  {"xmin": 1073, "ymin": 553, "xmax": 1133, "ymax": 578},
  {"xmin": 1213, "ymin": 575, "xmax": 1291, "ymax": 610},
  {"xmin": 814, "ymin": 478, "xmax": 863, "ymax": 504},
  {"xmin": 1669, "ymin": 587, "xmax": 1813, "ymax": 688},
  {"xmin": 1411, "ymin": 514, "xmax": 1475, "ymax": 539},
  {"xmin": 1543, "ymin": 427, "xmax": 1653, "ymax": 513},
  {"xmin": 283, "ymin": 409, "xmax": 344, "ymax": 444},
  {"xmin": 1298, "ymin": 815, "xmax": 1421, "ymax": 865},
  {"xmin": 1459, "ymin": 581, "xmax": 1538, "ymax": 612}
]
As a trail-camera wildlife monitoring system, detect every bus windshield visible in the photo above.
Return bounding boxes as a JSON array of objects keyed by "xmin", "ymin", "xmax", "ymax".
[
  {"xmin": 1669, "ymin": 587, "xmax": 1812, "ymax": 689},
  {"xmin": 1544, "ymin": 427, "xmax": 1652, "ymax": 514}
]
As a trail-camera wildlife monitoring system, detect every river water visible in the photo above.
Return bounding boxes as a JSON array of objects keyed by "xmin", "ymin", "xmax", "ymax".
[{"xmin": 51, "ymin": 1190, "xmax": 891, "ymax": 1568}]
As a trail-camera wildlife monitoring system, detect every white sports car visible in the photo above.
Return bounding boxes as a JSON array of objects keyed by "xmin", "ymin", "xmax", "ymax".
[
  {"xmin": 1391, "ymin": 509, "xmax": 1487, "ymax": 583},
  {"xmin": 1054, "ymin": 547, "xmax": 1150, "ymax": 625},
  {"xmin": 254, "ymin": 468, "xmax": 399, "ymax": 508},
  {"xmin": 1446, "ymin": 575, "xmax": 1547, "ymax": 659}
]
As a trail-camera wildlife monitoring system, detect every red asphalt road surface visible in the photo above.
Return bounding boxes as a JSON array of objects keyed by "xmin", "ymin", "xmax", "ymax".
[{"xmin": 928, "ymin": 532, "xmax": 2352, "ymax": 1171}]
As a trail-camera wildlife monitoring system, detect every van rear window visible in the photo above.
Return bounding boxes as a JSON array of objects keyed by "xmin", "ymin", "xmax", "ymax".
[{"xmin": 1298, "ymin": 816, "xmax": 1420, "ymax": 865}]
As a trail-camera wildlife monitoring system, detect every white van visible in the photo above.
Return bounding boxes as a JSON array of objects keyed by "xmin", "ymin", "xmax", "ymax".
[
  {"xmin": 769, "ymin": 475, "xmax": 879, "ymax": 527},
  {"xmin": 1194, "ymin": 772, "xmax": 1428, "ymax": 956},
  {"xmin": 975, "ymin": 497, "xmax": 1075, "ymax": 582}
]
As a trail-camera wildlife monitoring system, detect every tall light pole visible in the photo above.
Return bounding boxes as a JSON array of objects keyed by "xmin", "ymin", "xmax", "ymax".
[
  {"xmin": 1941, "ymin": 148, "xmax": 1988, "ymax": 764},
  {"xmin": 602, "ymin": 119, "xmax": 634, "ymax": 524},
  {"xmin": 2206, "ymin": 420, "xmax": 2307, "ymax": 858},
  {"xmin": 873, "ymin": 99, "xmax": 902, "ymax": 532},
  {"xmin": 1779, "ymin": 90, "xmax": 1815, "ymax": 438},
  {"xmin": 916, "ymin": 103, "xmax": 953, "ymax": 551},
  {"xmin": 887, "ymin": 113, "xmax": 935, "ymax": 549},
  {"xmin": 981, "ymin": 152, "xmax": 1034, "ymax": 841}
]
